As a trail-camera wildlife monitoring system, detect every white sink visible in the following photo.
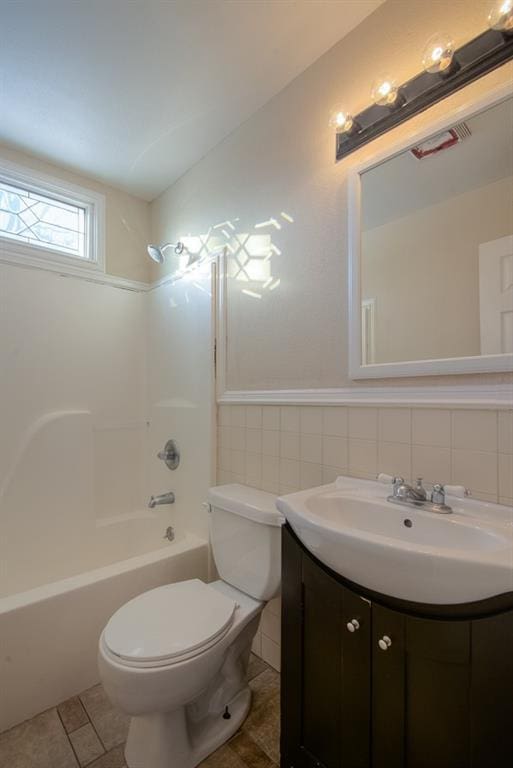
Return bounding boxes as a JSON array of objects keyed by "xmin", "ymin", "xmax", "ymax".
[{"xmin": 277, "ymin": 476, "xmax": 513, "ymax": 605}]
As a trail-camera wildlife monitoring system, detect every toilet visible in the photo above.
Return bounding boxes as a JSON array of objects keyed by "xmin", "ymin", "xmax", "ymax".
[{"xmin": 98, "ymin": 484, "xmax": 284, "ymax": 768}]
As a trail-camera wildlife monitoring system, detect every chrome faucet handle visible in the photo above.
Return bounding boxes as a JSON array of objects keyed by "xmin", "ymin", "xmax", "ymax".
[
  {"xmin": 414, "ymin": 477, "xmax": 427, "ymax": 500},
  {"xmin": 430, "ymin": 483, "xmax": 453, "ymax": 513},
  {"xmin": 392, "ymin": 476, "xmax": 405, "ymax": 496},
  {"xmin": 157, "ymin": 439, "xmax": 180, "ymax": 470},
  {"xmin": 431, "ymin": 483, "xmax": 446, "ymax": 505}
]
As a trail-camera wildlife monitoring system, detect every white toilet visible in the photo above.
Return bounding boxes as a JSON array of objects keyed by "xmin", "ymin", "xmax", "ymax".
[{"xmin": 98, "ymin": 484, "xmax": 284, "ymax": 768}]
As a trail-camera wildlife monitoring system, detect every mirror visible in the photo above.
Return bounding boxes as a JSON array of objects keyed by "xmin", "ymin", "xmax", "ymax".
[{"xmin": 350, "ymin": 89, "xmax": 513, "ymax": 379}]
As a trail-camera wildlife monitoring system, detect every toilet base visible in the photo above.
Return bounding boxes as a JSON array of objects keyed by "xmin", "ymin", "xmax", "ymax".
[{"xmin": 125, "ymin": 685, "xmax": 252, "ymax": 768}]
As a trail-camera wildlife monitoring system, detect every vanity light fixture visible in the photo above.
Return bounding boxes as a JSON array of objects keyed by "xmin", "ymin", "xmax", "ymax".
[
  {"xmin": 489, "ymin": 0, "xmax": 513, "ymax": 32},
  {"xmin": 334, "ymin": 21, "xmax": 513, "ymax": 161},
  {"xmin": 421, "ymin": 33, "xmax": 455, "ymax": 74},
  {"xmin": 370, "ymin": 76, "xmax": 401, "ymax": 106},
  {"xmin": 328, "ymin": 107, "xmax": 354, "ymax": 134}
]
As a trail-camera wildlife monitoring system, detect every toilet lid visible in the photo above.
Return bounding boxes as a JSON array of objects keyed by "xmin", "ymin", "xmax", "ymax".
[{"xmin": 104, "ymin": 579, "xmax": 237, "ymax": 664}]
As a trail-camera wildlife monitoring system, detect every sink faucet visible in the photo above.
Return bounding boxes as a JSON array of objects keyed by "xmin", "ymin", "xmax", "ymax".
[
  {"xmin": 388, "ymin": 477, "xmax": 452, "ymax": 514},
  {"xmin": 392, "ymin": 476, "xmax": 427, "ymax": 503},
  {"xmin": 148, "ymin": 492, "xmax": 175, "ymax": 508}
]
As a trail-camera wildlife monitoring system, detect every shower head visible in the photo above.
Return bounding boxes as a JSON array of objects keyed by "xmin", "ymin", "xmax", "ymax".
[
  {"xmin": 147, "ymin": 244, "xmax": 165, "ymax": 263},
  {"xmin": 147, "ymin": 241, "xmax": 186, "ymax": 263}
]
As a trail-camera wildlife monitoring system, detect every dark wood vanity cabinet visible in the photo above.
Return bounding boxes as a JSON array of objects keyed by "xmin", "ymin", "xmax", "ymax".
[{"xmin": 281, "ymin": 525, "xmax": 513, "ymax": 768}]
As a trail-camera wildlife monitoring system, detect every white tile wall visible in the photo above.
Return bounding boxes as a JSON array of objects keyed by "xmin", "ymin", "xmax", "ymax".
[
  {"xmin": 217, "ymin": 403, "xmax": 513, "ymax": 669},
  {"xmin": 251, "ymin": 595, "xmax": 282, "ymax": 671}
]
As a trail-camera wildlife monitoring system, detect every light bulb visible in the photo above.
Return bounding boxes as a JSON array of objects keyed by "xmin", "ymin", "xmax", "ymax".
[
  {"xmin": 422, "ymin": 33, "xmax": 455, "ymax": 74},
  {"xmin": 329, "ymin": 107, "xmax": 354, "ymax": 134},
  {"xmin": 371, "ymin": 77, "xmax": 399, "ymax": 107},
  {"xmin": 488, "ymin": 0, "xmax": 513, "ymax": 31}
]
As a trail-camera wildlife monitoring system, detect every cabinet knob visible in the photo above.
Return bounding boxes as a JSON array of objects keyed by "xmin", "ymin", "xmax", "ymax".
[
  {"xmin": 346, "ymin": 619, "xmax": 360, "ymax": 633},
  {"xmin": 378, "ymin": 635, "xmax": 392, "ymax": 651}
]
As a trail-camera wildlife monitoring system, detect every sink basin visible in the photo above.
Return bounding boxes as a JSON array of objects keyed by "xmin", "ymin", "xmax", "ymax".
[
  {"xmin": 309, "ymin": 495, "xmax": 506, "ymax": 552},
  {"xmin": 277, "ymin": 476, "xmax": 513, "ymax": 605}
]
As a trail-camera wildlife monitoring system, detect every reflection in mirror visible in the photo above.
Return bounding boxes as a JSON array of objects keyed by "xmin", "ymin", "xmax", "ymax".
[{"xmin": 360, "ymin": 95, "xmax": 513, "ymax": 366}]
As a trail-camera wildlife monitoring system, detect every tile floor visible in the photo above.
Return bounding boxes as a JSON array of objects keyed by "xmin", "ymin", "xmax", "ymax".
[{"xmin": 0, "ymin": 654, "xmax": 280, "ymax": 768}]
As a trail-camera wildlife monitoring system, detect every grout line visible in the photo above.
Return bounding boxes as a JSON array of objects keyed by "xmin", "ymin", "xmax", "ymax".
[
  {"xmin": 78, "ymin": 694, "xmax": 109, "ymax": 755},
  {"xmin": 496, "ymin": 410, "xmax": 500, "ymax": 503},
  {"xmin": 56, "ymin": 709, "xmax": 81, "ymax": 768},
  {"xmin": 84, "ymin": 717, "xmax": 108, "ymax": 761},
  {"xmin": 449, "ymin": 410, "xmax": 453, "ymax": 485}
]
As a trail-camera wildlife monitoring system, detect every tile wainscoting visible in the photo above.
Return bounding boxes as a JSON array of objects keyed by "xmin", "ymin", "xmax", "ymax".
[{"xmin": 216, "ymin": 403, "xmax": 513, "ymax": 668}]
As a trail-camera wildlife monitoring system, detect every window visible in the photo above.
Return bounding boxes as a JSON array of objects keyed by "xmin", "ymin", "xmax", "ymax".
[
  {"xmin": 0, "ymin": 160, "xmax": 105, "ymax": 273},
  {"xmin": 0, "ymin": 181, "xmax": 87, "ymax": 259}
]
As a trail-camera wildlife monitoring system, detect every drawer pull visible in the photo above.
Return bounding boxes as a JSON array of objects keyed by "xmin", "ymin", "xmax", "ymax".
[
  {"xmin": 378, "ymin": 635, "xmax": 392, "ymax": 651},
  {"xmin": 346, "ymin": 619, "xmax": 360, "ymax": 633}
]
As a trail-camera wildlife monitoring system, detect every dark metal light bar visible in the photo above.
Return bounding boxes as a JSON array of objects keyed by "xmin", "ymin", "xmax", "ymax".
[{"xmin": 336, "ymin": 28, "xmax": 513, "ymax": 161}]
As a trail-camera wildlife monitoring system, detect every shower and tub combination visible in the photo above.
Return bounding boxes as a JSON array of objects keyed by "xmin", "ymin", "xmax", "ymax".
[{"xmin": 0, "ymin": 245, "xmax": 215, "ymax": 732}]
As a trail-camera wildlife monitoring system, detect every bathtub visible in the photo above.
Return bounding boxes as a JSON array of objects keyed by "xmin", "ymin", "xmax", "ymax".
[{"xmin": 0, "ymin": 530, "xmax": 209, "ymax": 732}]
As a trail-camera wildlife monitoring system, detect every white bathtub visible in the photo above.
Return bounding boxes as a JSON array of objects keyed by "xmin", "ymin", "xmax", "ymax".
[{"xmin": 0, "ymin": 531, "xmax": 209, "ymax": 732}]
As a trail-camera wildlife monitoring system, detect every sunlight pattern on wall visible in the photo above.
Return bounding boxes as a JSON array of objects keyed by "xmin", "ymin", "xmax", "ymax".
[{"xmin": 179, "ymin": 211, "xmax": 294, "ymax": 299}]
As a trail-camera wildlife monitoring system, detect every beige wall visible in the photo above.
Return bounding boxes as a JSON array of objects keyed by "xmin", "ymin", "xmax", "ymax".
[
  {"xmin": 0, "ymin": 143, "xmax": 151, "ymax": 283},
  {"xmin": 362, "ymin": 176, "xmax": 513, "ymax": 363},
  {"xmin": 150, "ymin": 0, "xmax": 512, "ymax": 390}
]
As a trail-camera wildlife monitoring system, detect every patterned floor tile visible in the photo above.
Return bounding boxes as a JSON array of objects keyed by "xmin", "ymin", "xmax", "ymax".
[
  {"xmin": 243, "ymin": 691, "xmax": 280, "ymax": 764},
  {"xmin": 69, "ymin": 723, "xmax": 105, "ymax": 766},
  {"xmin": 0, "ymin": 708, "xmax": 78, "ymax": 768},
  {"xmin": 87, "ymin": 745, "xmax": 126, "ymax": 768},
  {"xmin": 57, "ymin": 697, "xmax": 90, "ymax": 734},
  {"xmin": 248, "ymin": 668, "xmax": 280, "ymax": 709},
  {"xmin": 229, "ymin": 730, "xmax": 278, "ymax": 767},
  {"xmin": 1, "ymin": 657, "xmax": 280, "ymax": 768},
  {"xmin": 198, "ymin": 742, "xmax": 247, "ymax": 767},
  {"xmin": 247, "ymin": 653, "xmax": 269, "ymax": 681},
  {"xmin": 79, "ymin": 686, "xmax": 129, "ymax": 752}
]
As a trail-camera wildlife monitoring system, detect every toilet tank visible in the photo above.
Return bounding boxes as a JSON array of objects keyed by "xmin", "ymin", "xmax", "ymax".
[{"xmin": 207, "ymin": 484, "xmax": 284, "ymax": 602}]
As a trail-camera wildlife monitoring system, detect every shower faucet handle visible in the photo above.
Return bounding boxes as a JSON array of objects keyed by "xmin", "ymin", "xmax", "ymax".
[{"xmin": 157, "ymin": 439, "xmax": 180, "ymax": 470}]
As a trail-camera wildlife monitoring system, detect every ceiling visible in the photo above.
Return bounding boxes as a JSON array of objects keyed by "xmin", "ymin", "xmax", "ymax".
[{"xmin": 0, "ymin": 0, "xmax": 382, "ymax": 201}]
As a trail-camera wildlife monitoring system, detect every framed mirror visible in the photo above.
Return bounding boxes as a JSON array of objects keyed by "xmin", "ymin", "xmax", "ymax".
[{"xmin": 349, "ymin": 84, "xmax": 513, "ymax": 379}]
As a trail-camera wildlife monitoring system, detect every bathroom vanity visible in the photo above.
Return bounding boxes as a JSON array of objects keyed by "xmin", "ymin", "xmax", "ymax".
[{"xmin": 278, "ymin": 480, "xmax": 513, "ymax": 768}]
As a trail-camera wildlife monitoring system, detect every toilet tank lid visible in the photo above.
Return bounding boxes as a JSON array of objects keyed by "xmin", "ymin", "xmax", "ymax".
[{"xmin": 208, "ymin": 484, "xmax": 285, "ymax": 527}]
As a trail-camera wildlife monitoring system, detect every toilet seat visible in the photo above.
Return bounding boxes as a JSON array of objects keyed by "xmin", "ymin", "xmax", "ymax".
[{"xmin": 103, "ymin": 579, "xmax": 237, "ymax": 668}]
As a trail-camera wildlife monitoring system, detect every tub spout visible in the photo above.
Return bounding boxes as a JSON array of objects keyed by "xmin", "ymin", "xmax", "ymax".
[{"xmin": 148, "ymin": 492, "xmax": 175, "ymax": 508}]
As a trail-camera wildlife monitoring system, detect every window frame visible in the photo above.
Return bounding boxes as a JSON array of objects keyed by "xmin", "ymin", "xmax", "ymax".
[{"xmin": 0, "ymin": 158, "xmax": 105, "ymax": 275}]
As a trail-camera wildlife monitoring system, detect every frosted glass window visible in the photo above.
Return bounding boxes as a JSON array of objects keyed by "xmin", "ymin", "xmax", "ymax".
[{"xmin": 0, "ymin": 180, "xmax": 88, "ymax": 260}]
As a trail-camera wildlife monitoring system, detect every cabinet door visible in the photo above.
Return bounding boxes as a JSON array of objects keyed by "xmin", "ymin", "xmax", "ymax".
[
  {"xmin": 301, "ymin": 554, "xmax": 344, "ymax": 767},
  {"xmin": 372, "ymin": 606, "xmax": 471, "ymax": 768},
  {"xmin": 281, "ymin": 526, "xmax": 371, "ymax": 768},
  {"xmin": 340, "ymin": 589, "xmax": 371, "ymax": 768},
  {"xmin": 471, "ymin": 610, "xmax": 513, "ymax": 767},
  {"xmin": 371, "ymin": 604, "xmax": 406, "ymax": 768},
  {"xmin": 404, "ymin": 616, "xmax": 471, "ymax": 768},
  {"xmin": 372, "ymin": 607, "xmax": 472, "ymax": 768},
  {"xmin": 302, "ymin": 557, "xmax": 372, "ymax": 768}
]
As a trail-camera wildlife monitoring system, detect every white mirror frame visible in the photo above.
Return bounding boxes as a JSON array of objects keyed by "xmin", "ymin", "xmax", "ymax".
[{"xmin": 348, "ymin": 81, "xmax": 513, "ymax": 380}]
